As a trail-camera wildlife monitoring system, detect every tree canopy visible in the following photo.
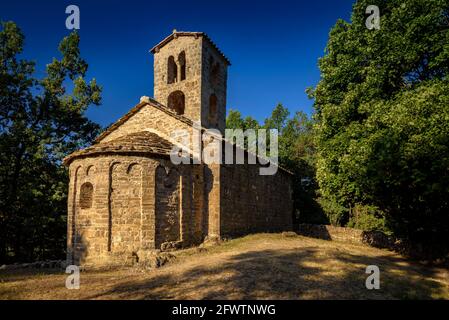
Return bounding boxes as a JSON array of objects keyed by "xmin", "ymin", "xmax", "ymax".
[
  {"xmin": 0, "ymin": 21, "xmax": 102, "ymax": 263},
  {"xmin": 310, "ymin": 0, "xmax": 449, "ymax": 257}
]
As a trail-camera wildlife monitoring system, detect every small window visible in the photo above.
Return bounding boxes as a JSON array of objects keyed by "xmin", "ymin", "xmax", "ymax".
[
  {"xmin": 168, "ymin": 90, "xmax": 185, "ymax": 115},
  {"xmin": 79, "ymin": 182, "xmax": 93, "ymax": 209},
  {"xmin": 178, "ymin": 51, "xmax": 186, "ymax": 81},
  {"xmin": 208, "ymin": 94, "xmax": 218, "ymax": 127},
  {"xmin": 167, "ymin": 56, "xmax": 177, "ymax": 84}
]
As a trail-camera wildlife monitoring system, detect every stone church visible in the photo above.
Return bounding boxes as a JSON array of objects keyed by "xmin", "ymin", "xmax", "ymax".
[{"xmin": 64, "ymin": 31, "xmax": 293, "ymax": 266}]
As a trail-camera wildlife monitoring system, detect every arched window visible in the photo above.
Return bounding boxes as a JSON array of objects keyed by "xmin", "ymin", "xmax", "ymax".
[
  {"xmin": 167, "ymin": 56, "xmax": 177, "ymax": 84},
  {"xmin": 79, "ymin": 182, "xmax": 93, "ymax": 209},
  {"xmin": 178, "ymin": 51, "xmax": 186, "ymax": 81},
  {"xmin": 208, "ymin": 94, "xmax": 218, "ymax": 127},
  {"xmin": 167, "ymin": 91, "xmax": 185, "ymax": 115}
]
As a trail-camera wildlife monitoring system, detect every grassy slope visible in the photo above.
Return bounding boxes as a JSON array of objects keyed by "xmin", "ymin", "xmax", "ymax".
[{"xmin": 0, "ymin": 233, "xmax": 448, "ymax": 299}]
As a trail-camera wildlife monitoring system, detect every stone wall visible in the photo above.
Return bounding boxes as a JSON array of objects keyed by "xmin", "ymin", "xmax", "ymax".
[
  {"xmin": 154, "ymin": 160, "xmax": 210, "ymax": 250},
  {"xmin": 296, "ymin": 224, "xmax": 365, "ymax": 244},
  {"xmin": 200, "ymin": 39, "xmax": 228, "ymax": 133},
  {"xmin": 220, "ymin": 163, "xmax": 293, "ymax": 237},
  {"xmin": 205, "ymin": 164, "xmax": 221, "ymax": 238},
  {"xmin": 296, "ymin": 224, "xmax": 402, "ymax": 251},
  {"xmin": 67, "ymin": 147, "xmax": 293, "ymax": 267},
  {"xmin": 155, "ymin": 165, "xmax": 181, "ymax": 248},
  {"xmin": 67, "ymin": 155, "xmax": 208, "ymax": 267},
  {"xmin": 110, "ymin": 162, "xmax": 141, "ymax": 254},
  {"xmin": 98, "ymin": 103, "xmax": 194, "ymax": 147},
  {"xmin": 67, "ymin": 156, "xmax": 159, "ymax": 266}
]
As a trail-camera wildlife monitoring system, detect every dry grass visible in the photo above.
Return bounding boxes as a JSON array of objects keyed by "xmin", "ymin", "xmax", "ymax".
[{"xmin": 1, "ymin": 233, "xmax": 448, "ymax": 300}]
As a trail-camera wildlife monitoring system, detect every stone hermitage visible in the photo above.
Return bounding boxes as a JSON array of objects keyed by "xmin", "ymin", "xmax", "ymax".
[{"xmin": 64, "ymin": 30, "xmax": 293, "ymax": 267}]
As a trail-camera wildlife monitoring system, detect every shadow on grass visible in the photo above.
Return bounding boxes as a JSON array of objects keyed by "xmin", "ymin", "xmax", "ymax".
[{"xmin": 86, "ymin": 246, "xmax": 446, "ymax": 300}]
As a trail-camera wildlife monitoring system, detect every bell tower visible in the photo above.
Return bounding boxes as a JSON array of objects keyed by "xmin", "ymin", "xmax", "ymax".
[{"xmin": 151, "ymin": 30, "xmax": 230, "ymax": 133}]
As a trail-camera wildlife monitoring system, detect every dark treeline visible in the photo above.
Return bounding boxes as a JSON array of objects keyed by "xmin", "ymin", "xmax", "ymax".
[{"xmin": 0, "ymin": 22, "xmax": 102, "ymax": 263}]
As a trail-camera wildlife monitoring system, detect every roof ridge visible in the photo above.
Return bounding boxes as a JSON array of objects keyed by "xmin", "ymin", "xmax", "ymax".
[
  {"xmin": 94, "ymin": 97, "xmax": 194, "ymax": 143},
  {"xmin": 63, "ymin": 131, "xmax": 175, "ymax": 165},
  {"xmin": 65, "ymin": 98, "xmax": 293, "ymax": 174}
]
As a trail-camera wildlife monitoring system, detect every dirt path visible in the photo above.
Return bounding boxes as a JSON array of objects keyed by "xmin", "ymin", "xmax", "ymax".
[{"xmin": 1, "ymin": 233, "xmax": 448, "ymax": 299}]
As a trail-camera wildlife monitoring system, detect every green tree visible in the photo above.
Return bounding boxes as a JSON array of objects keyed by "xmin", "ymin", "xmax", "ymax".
[
  {"xmin": 226, "ymin": 109, "xmax": 260, "ymax": 151},
  {"xmin": 226, "ymin": 109, "xmax": 260, "ymax": 130},
  {"xmin": 0, "ymin": 22, "xmax": 102, "ymax": 263},
  {"xmin": 225, "ymin": 109, "xmax": 245, "ymax": 130},
  {"xmin": 243, "ymin": 116, "xmax": 260, "ymax": 131},
  {"xmin": 263, "ymin": 103, "xmax": 290, "ymax": 133},
  {"xmin": 311, "ymin": 0, "xmax": 449, "ymax": 257},
  {"xmin": 278, "ymin": 111, "xmax": 323, "ymax": 224}
]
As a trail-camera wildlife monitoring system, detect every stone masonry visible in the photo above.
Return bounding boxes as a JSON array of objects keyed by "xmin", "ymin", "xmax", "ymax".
[{"xmin": 64, "ymin": 31, "xmax": 293, "ymax": 267}]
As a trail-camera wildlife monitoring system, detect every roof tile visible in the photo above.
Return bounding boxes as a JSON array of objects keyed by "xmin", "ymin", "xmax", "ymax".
[{"xmin": 63, "ymin": 131, "xmax": 175, "ymax": 165}]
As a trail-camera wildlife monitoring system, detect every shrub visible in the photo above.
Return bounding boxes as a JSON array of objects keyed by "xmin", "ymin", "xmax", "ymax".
[{"xmin": 347, "ymin": 204, "xmax": 391, "ymax": 235}]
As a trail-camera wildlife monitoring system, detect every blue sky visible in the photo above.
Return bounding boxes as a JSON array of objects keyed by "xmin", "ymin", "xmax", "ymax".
[{"xmin": 1, "ymin": 0, "xmax": 354, "ymax": 127}]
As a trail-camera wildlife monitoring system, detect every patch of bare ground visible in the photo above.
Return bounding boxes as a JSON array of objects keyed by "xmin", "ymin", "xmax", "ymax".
[{"xmin": 1, "ymin": 233, "xmax": 448, "ymax": 300}]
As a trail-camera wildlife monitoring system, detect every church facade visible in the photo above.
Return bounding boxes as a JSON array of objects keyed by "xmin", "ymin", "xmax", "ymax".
[{"xmin": 64, "ymin": 31, "xmax": 293, "ymax": 266}]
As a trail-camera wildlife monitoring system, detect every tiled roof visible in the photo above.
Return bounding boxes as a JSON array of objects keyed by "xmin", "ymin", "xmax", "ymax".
[
  {"xmin": 150, "ymin": 31, "xmax": 231, "ymax": 66},
  {"xmin": 63, "ymin": 131, "xmax": 175, "ymax": 165}
]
